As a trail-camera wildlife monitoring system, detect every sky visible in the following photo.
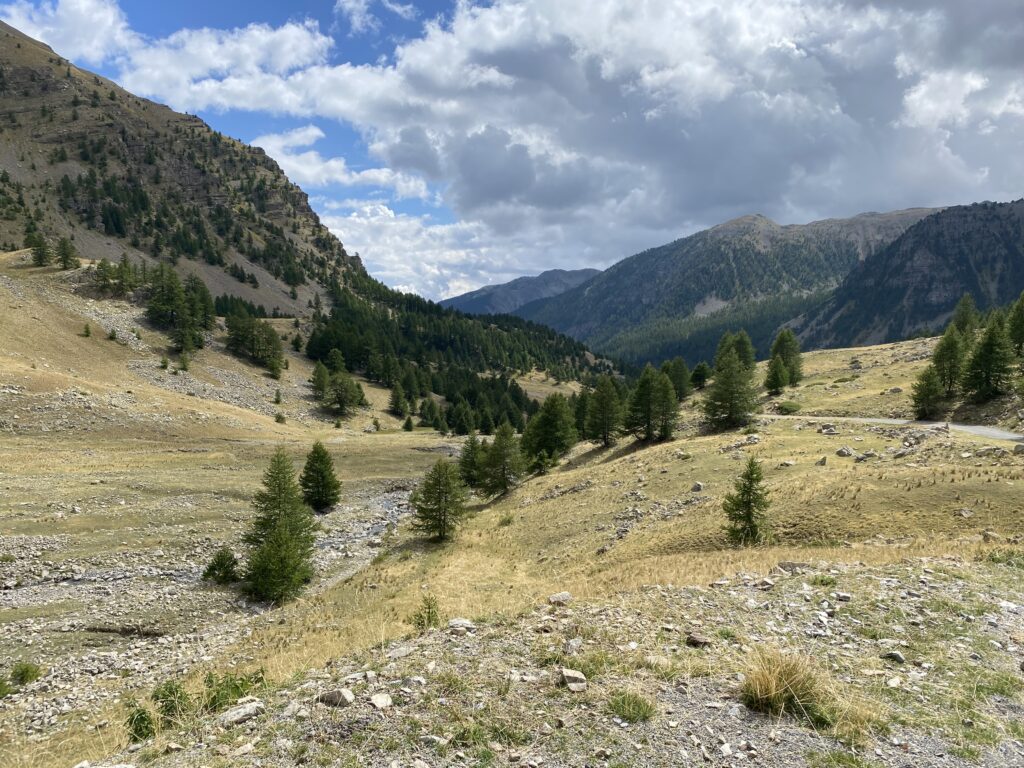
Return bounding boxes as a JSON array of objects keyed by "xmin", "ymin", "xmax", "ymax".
[{"xmin": 1, "ymin": 1, "xmax": 1022, "ymax": 299}]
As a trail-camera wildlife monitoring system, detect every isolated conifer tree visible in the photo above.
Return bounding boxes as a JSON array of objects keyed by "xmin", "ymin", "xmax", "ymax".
[
  {"xmin": 329, "ymin": 371, "xmax": 362, "ymax": 415},
  {"xmin": 480, "ymin": 422, "xmax": 525, "ymax": 497},
  {"xmin": 723, "ymin": 457, "xmax": 770, "ymax": 546},
  {"xmin": 522, "ymin": 393, "xmax": 577, "ymax": 467},
  {"xmin": 911, "ymin": 365, "xmax": 945, "ymax": 420},
  {"xmin": 769, "ymin": 328, "xmax": 802, "ymax": 384},
  {"xmin": 410, "ymin": 460, "xmax": 469, "ymax": 541},
  {"xmin": 932, "ymin": 324, "xmax": 966, "ymax": 397},
  {"xmin": 764, "ymin": 354, "xmax": 790, "ymax": 395},
  {"xmin": 652, "ymin": 372, "xmax": 678, "ymax": 440},
  {"xmin": 403, "ymin": 415, "xmax": 414, "ymax": 431},
  {"xmin": 244, "ymin": 448, "xmax": 317, "ymax": 602},
  {"xmin": 310, "ymin": 361, "xmax": 330, "ymax": 401},
  {"xmin": 299, "ymin": 441, "xmax": 341, "ymax": 513},
  {"xmin": 625, "ymin": 364, "xmax": 659, "ymax": 441},
  {"xmin": 458, "ymin": 431, "xmax": 483, "ymax": 488},
  {"xmin": 963, "ymin": 316, "xmax": 1015, "ymax": 403},
  {"xmin": 389, "ymin": 382, "xmax": 408, "ymax": 417},
  {"xmin": 56, "ymin": 237, "xmax": 79, "ymax": 269},
  {"xmin": 586, "ymin": 375, "xmax": 623, "ymax": 446},
  {"xmin": 702, "ymin": 346, "xmax": 757, "ymax": 430},
  {"xmin": 31, "ymin": 237, "xmax": 52, "ymax": 266}
]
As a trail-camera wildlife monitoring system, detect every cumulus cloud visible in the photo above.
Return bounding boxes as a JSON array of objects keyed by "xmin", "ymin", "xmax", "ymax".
[
  {"xmin": 0, "ymin": 0, "xmax": 138, "ymax": 63},
  {"xmin": 4, "ymin": 0, "xmax": 1024, "ymax": 299},
  {"xmin": 252, "ymin": 125, "xmax": 429, "ymax": 199}
]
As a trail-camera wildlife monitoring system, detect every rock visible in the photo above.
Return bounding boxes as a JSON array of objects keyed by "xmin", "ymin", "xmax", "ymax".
[
  {"xmin": 318, "ymin": 688, "xmax": 355, "ymax": 707},
  {"xmin": 686, "ymin": 632, "xmax": 713, "ymax": 648},
  {"xmin": 815, "ymin": 456, "xmax": 827, "ymax": 466},
  {"xmin": 420, "ymin": 734, "xmax": 448, "ymax": 747},
  {"xmin": 547, "ymin": 591, "xmax": 573, "ymax": 606},
  {"xmin": 778, "ymin": 460, "xmax": 795, "ymax": 468},
  {"xmin": 448, "ymin": 617, "xmax": 477, "ymax": 635},
  {"xmin": 216, "ymin": 699, "xmax": 265, "ymax": 726},
  {"xmin": 370, "ymin": 693, "xmax": 393, "ymax": 710},
  {"xmin": 953, "ymin": 508, "xmax": 974, "ymax": 519},
  {"xmin": 165, "ymin": 743, "xmax": 184, "ymax": 753},
  {"xmin": 983, "ymin": 530, "xmax": 1003, "ymax": 543},
  {"xmin": 882, "ymin": 651, "xmax": 906, "ymax": 664},
  {"xmin": 836, "ymin": 446, "xmax": 854, "ymax": 457},
  {"xmin": 1014, "ymin": 443, "xmax": 1024, "ymax": 455},
  {"xmin": 691, "ymin": 482, "xmax": 705, "ymax": 492},
  {"xmin": 560, "ymin": 668, "xmax": 588, "ymax": 692},
  {"xmin": 563, "ymin": 637, "xmax": 584, "ymax": 656},
  {"xmin": 231, "ymin": 742, "xmax": 254, "ymax": 757},
  {"xmin": 746, "ymin": 434, "xmax": 760, "ymax": 444}
]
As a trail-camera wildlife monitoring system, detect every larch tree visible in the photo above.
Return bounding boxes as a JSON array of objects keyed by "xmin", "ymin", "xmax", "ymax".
[
  {"xmin": 299, "ymin": 441, "xmax": 341, "ymax": 513},
  {"xmin": 702, "ymin": 346, "xmax": 758, "ymax": 430},
  {"xmin": 723, "ymin": 457, "xmax": 770, "ymax": 546},
  {"xmin": 585, "ymin": 375, "xmax": 623, "ymax": 446},
  {"xmin": 410, "ymin": 460, "xmax": 469, "ymax": 541}
]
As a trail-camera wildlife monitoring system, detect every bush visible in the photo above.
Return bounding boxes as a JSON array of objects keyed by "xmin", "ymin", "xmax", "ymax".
[
  {"xmin": 82, "ymin": 323, "xmax": 91, "ymax": 338},
  {"xmin": 0, "ymin": 679, "xmax": 15, "ymax": 698},
  {"xmin": 152, "ymin": 680, "xmax": 193, "ymax": 725},
  {"xmin": 159, "ymin": 356, "xmax": 168, "ymax": 369},
  {"xmin": 607, "ymin": 690, "xmax": 656, "ymax": 723},
  {"xmin": 10, "ymin": 661, "xmax": 42, "ymax": 686},
  {"xmin": 125, "ymin": 701, "xmax": 156, "ymax": 742},
  {"xmin": 200, "ymin": 670, "xmax": 265, "ymax": 713},
  {"xmin": 274, "ymin": 412, "xmax": 286, "ymax": 423},
  {"xmin": 202, "ymin": 546, "xmax": 239, "ymax": 585},
  {"xmin": 410, "ymin": 593, "xmax": 442, "ymax": 633},
  {"xmin": 777, "ymin": 401, "xmax": 801, "ymax": 415},
  {"xmin": 107, "ymin": 328, "xmax": 117, "ymax": 341}
]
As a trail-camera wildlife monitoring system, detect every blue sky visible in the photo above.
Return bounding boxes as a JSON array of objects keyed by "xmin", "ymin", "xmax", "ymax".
[{"xmin": 2, "ymin": 1, "xmax": 1022, "ymax": 299}]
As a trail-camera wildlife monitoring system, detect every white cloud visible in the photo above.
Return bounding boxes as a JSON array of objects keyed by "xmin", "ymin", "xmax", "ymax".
[
  {"xmin": 4, "ymin": 0, "xmax": 1024, "ymax": 299},
  {"xmin": 252, "ymin": 125, "xmax": 429, "ymax": 199},
  {"xmin": 0, "ymin": 0, "xmax": 138, "ymax": 63}
]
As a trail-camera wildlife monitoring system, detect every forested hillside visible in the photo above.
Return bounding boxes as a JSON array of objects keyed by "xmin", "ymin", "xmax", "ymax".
[
  {"xmin": 797, "ymin": 200, "xmax": 1024, "ymax": 348},
  {"xmin": 517, "ymin": 210, "xmax": 933, "ymax": 365},
  {"xmin": 0, "ymin": 21, "xmax": 602, "ymax": 416}
]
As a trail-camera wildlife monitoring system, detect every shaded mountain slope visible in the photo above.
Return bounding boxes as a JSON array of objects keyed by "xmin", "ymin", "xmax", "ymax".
[{"xmin": 440, "ymin": 268, "xmax": 599, "ymax": 315}]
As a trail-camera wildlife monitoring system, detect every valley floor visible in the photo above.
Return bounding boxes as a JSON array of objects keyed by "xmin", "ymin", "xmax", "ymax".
[{"xmin": 2, "ymin": 252, "xmax": 1023, "ymax": 768}]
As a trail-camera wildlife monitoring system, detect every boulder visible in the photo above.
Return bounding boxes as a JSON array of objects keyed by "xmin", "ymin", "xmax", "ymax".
[
  {"xmin": 217, "ymin": 699, "xmax": 265, "ymax": 726},
  {"xmin": 448, "ymin": 618, "xmax": 476, "ymax": 636},
  {"xmin": 815, "ymin": 456, "xmax": 827, "ymax": 466},
  {"xmin": 547, "ymin": 591, "xmax": 573, "ymax": 607},
  {"xmin": 685, "ymin": 632, "xmax": 713, "ymax": 649},
  {"xmin": 560, "ymin": 667, "xmax": 588, "ymax": 692},
  {"xmin": 370, "ymin": 693, "xmax": 393, "ymax": 710},
  {"xmin": 317, "ymin": 688, "xmax": 355, "ymax": 707},
  {"xmin": 691, "ymin": 482, "xmax": 705, "ymax": 492}
]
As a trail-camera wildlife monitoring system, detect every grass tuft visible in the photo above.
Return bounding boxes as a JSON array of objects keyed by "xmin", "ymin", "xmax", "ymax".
[{"xmin": 607, "ymin": 689, "xmax": 656, "ymax": 723}]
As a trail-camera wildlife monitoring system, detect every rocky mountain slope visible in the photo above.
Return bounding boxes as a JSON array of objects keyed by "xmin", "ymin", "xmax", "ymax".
[
  {"xmin": 797, "ymin": 200, "xmax": 1024, "ymax": 348},
  {"xmin": 516, "ymin": 210, "xmax": 934, "ymax": 365},
  {"xmin": 440, "ymin": 268, "xmax": 599, "ymax": 315}
]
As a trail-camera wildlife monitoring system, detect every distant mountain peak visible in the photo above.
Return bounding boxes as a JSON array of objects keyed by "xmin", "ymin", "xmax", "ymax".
[{"xmin": 440, "ymin": 268, "xmax": 600, "ymax": 316}]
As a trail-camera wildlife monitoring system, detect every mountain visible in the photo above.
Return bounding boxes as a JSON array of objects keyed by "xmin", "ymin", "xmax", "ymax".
[
  {"xmin": 439, "ymin": 268, "xmax": 599, "ymax": 315},
  {"xmin": 796, "ymin": 200, "xmax": 1024, "ymax": 348},
  {"xmin": 516, "ymin": 209, "xmax": 934, "ymax": 365},
  {"xmin": 0, "ymin": 21, "xmax": 599, "ymax": 392}
]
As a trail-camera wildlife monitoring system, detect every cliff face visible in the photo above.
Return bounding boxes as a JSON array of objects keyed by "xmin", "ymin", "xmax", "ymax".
[{"xmin": 797, "ymin": 200, "xmax": 1024, "ymax": 348}]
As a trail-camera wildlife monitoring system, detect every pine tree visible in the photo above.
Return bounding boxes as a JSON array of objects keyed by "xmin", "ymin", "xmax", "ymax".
[
  {"xmin": 522, "ymin": 393, "xmax": 577, "ymax": 467},
  {"xmin": 310, "ymin": 361, "xmax": 330, "ymax": 401},
  {"xmin": 403, "ymin": 415, "xmax": 414, "ymax": 431},
  {"xmin": 410, "ymin": 460, "xmax": 469, "ymax": 541},
  {"xmin": 329, "ymin": 371, "xmax": 362, "ymax": 416},
  {"xmin": 702, "ymin": 346, "xmax": 757, "ymax": 430},
  {"xmin": 691, "ymin": 361, "xmax": 712, "ymax": 390},
  {"xmin": 244, "ymin": 448, "xmax": 317, "ymax": 603},
  {"xmin": 389, "ymin": 383, "xmax": 408, "ymax": 417},
  {"xmin": 1008, "ymin": 292, "xmax": 1024, "ymax": 356},
  {"xmin": 458, "ymin": 431, "xmax": 483, "ymax": 488},
  {"xmin": 951, "ymin": 293, "xmax": 980, "ymax": 338},
  {"xmin": 661, "ymin": 357, "xmax": 692, "ymax": 401},
  {"xmin": 963, "ymin": 316, "xmax": 1016, "ymax": 403},
  {"xmin": 480, "ymin": 422, "xmax": 525, "ymax": 497},
  {"xmin": 56, "ymin": 237, "xmax": 79, "ymax": 269},
  {"xmin": 31, "ymin": 237, "xmax": 52, "ymax": 266},
  {"xmin": 731, "ymin": 330, "xmax": 757, "ymax": 370},
  {"xmin": 764, "ymin": 354, "xmax": 790, "ymax": 395},
  {"xmin": 573, "ymin": 389, "xmax": 590, "ymax": 434},
  {"xmin": 585, "ymin": 375, "xmax": 623, "ymax": 446},
  {"xmin": 625, "ymin": 365, "xmax": 659, "ymax": 441},
  {"xmin": 769, "ymin": 328, "xmax": 802, "ymax": 384},
  {"xmin": 931, "ymin": 324, "xmax": 965, "ymax": 397},
  {"xmin": 911, "ymin": 365, "xmax": 945, "ymax": 420},
  {"xmin": 652, "ymin": 371, "xmax": 678, "ymax": 440},
  {"xmin": 723, "ymin": 457, "xmax": 770, "ymax": 546},
  {"xmin": 299, "ymin": 441, "xmax": 341, "ymax": 513}
]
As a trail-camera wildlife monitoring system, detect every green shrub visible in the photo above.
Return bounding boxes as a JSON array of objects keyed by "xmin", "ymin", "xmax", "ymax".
[
  {"xmin": 778, "ymin": 401, "xmax": 801, "ymax": 414},
  {"xmin": 200, "ymin": 670, "xmax": 265, "ymax": 713},
  {"xmin": 274, "ymin": 412, "xmax": 286, "ymax": 424},
  {"xmin": 107, "ymin": 328, "xmax": 117, "ymax": 341},
  {"xmin": 0, "ymin": 679, "xmax": 15, "ymax": 698},
  {"xmin": 159, "ymin": 356, "xmax": 168, "ymax": 370},
  {"xmin": 202, "ymin": 547, "xmax": 239, "ymax": 585},
  {"xmin": 125, "ymin": 701, "xmax": 156, "ymax": 742},
  {"xmin": 10, "ymin": 662, "xmax": 42, "ymax": 686},
  {"xmin": 152, "ymin": 680, "xmax": 193, "ymax": 725},
  {"xmin": 82, "ymin": 323, "xmax": 91, "ymax": 338},
  {"xmin": 410, "ymin": 594, "xmax": 442, "ymax": 633},
  {"xmin": 607, "ymin": 690, "xmax": 656, "ymax": 723}
]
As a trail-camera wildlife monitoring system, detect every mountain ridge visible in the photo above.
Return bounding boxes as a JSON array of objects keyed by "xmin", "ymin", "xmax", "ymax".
[{"xmin": 439, "ymin": 268, "xmax": 599, "ymax": 315}]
